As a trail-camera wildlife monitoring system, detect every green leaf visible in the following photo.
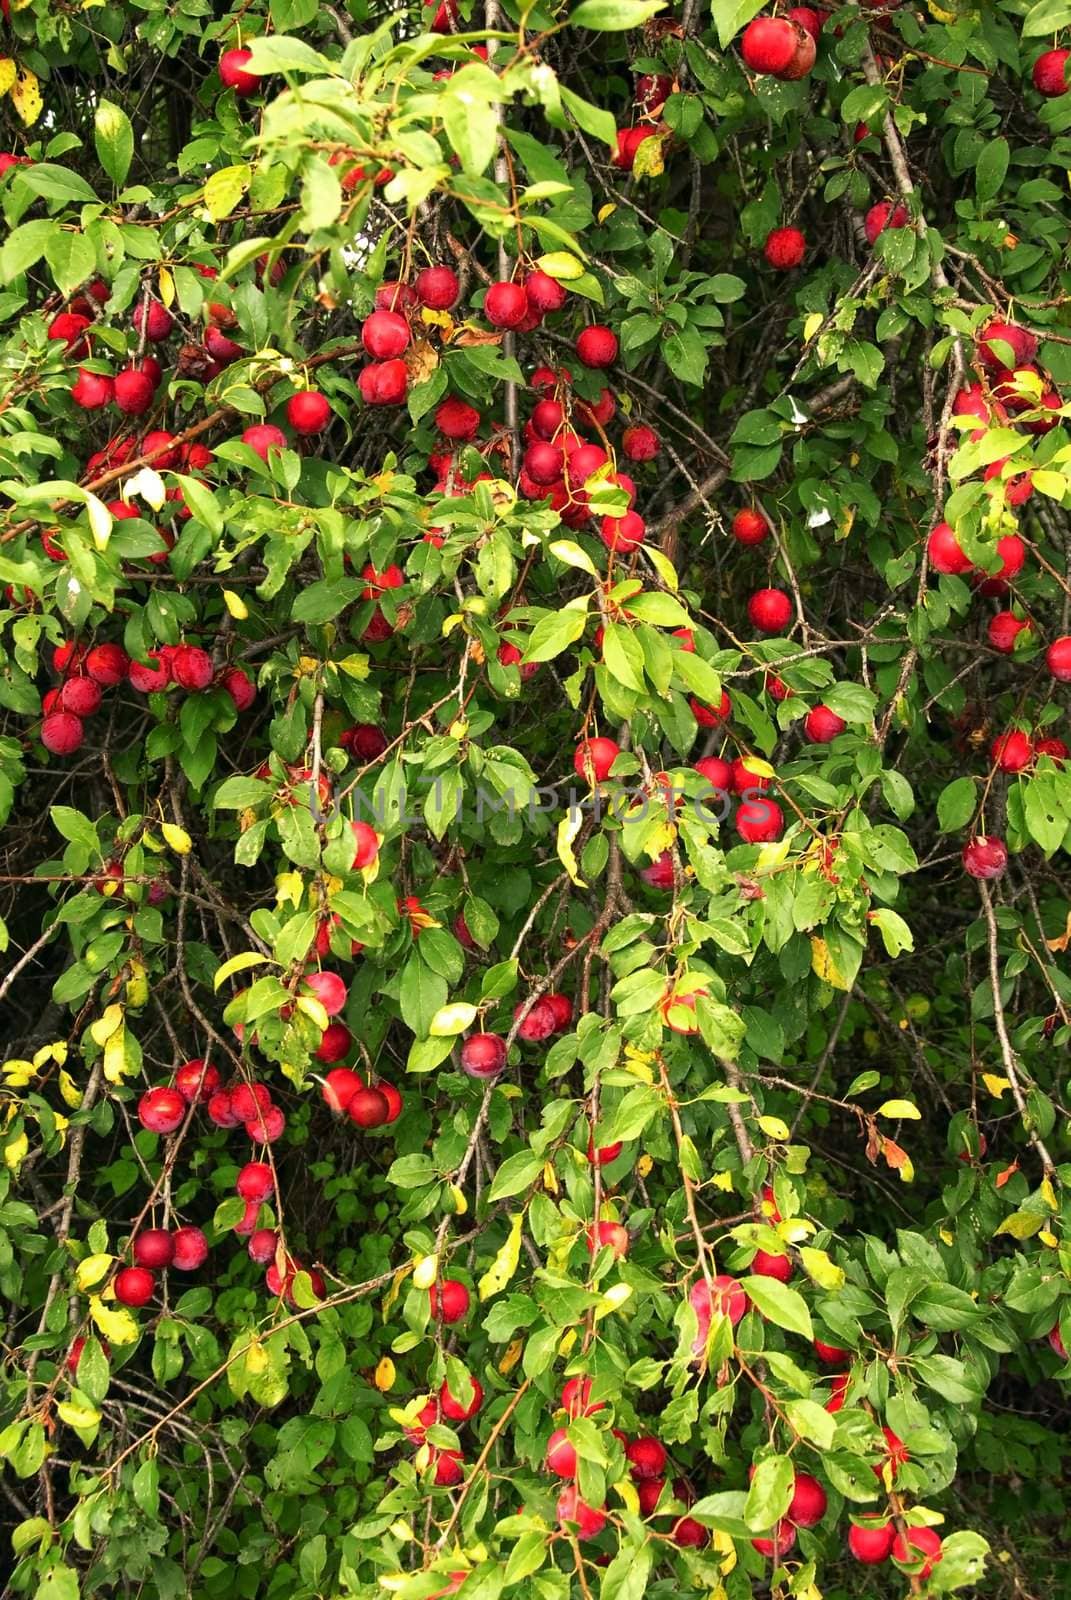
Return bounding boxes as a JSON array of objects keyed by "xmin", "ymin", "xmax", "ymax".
[
  {"xmin": 95, "ymin": 100, "xmax": 134, "ymax": 189},
  {"xmin": 744, "ymin": 1454, "xmax": 794, "ymax": 1531},
  {"xmin": 1, "ymin": 219, "xmax": 57, "ymax": 282},
  {"xmin": 442, "ymin": 73, "xmax": 501, "ymax": 176},
  {"xmin": 244, "ymin": 35, "xmax": 334, "ymax": 74},
  {"xmin": 559, "ymin": 84, "xmax": 617, "ymax": 147},
  {"xmin": 570, "ymin": 0, "xmax": 666, "ymax": 30},
  {"xmin": 711, "ymin": 0, "xmax": 767, "ymax": 48},
  {"xmin": 487, "ymin": 1150, "xmax": 543, "ymax": 1201},
  {"xmin": 599, "ymin": 1542, "xmax": 652, "ymax": 1599},
  {"xmin": 976, "ymin": 137, "xmax": 1009, "ymax": 205},
  {"xmin": 18, "ymin": 165, "xmax": 98, "ymax": 205},
  {"xmin": 292, "ymin": 578, "xmax": 363, "ymax": 625},
  {"xmin": 739, "ymin": 1275, "xmax": 813, "ymax": 1339},
  {"xmin": 522, "ymin": 607, "xmax": 588, "ymax": 663},
  {"xmin": 936, "ymin": 776, "xmax": 977, "ymax": 833}
]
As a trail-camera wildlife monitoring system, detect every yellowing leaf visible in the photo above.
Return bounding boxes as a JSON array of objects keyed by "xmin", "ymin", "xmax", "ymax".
[
  {"xmin": 85, "ymin": 493, "xmax": 113, "ymax": 552},
  {"xmin": 203, "ymin": 163, "xmax": 252, "ymax": 222},
  {"xmin": 803, "ymin": 312, "xmax": 825, "ymax": 343},
  {"xmin": 636, "ymin": 1152, "xmax": 653, "ymax": 1178},
  {"xmin": 4, "ymin": 1127, "xmax": 28, "ymax": 1172},
  {"xmin": 103, "ymin": 1026, "xmax": 128, "ymax": 1085},
  {"xmin": 11, "ymin": 67, "xmax": 42, "ymax": 127},
  {"xmin": 160, "ymin": 822, "xmax": 192, "ymax": 855},
  {"xmin": 1040, "ymin": 1175, "xmax": 1057, "ymax": 1211},
  {"xmin": 711, "ymin": 1169, "xmax": 734, "ymax": 1192},
  {"xmin": 58, "ymin": 1069, "xmax": 83, "ymax": 1109},
  {"xmin": 213, "ymin": 951, "xmax": 270, "ymax": 991},
  {"xmin": 223, "ymin": 588, "xmax": 249, "ymax": 620},
  {"xmin": 799, "ymin": 1246, "xmax": 845, "ymax": 1291},
  {"xmin": 478, "ymin": 1212, "xmax": 523, "ymax": 1300},
  {"xmin": 498, "ymin": 1338, "xmax": 524, "ymax": 1374},
  {"xmin": 157, "ymin": 265, "xmax": 175, "ymax": 306},
  {"xmin": 90, "ymin": 1005, "xmax": 124, "ymax": 1046},
  {"xmin": 124, "ymin": 467, "xmax": 166, "ymax": 511},
  {"xmin": 275, "ymin": 872, "xmax": 304, "ymax": 907},
  {"xmin": 1, "ymin": 1058, "xmax": 36, "ymax": 1087},
  {"xmin": 757, "ymin": 1115, "xmax": 790, "ymax": 1141},
  {"xmin": 549, "ymin": 538, "xmax": 598, "ymax": 576},
  {"xmin": 543, "ymin": 1160, "xmax": 558, "ymax": 1194},
  {"xmin": 295, "ymin": 994, "xmax": 329, "ymax": 1030},
  {"xmin": 535, "ymin": 251, "xmax": 585, "ymax": 280},
  {"xmin": 982, "ymin": 1073, "xmax": 1010, "ymax": 1100},
  {"xmin": 57, "ymin": 1400, "xmax": 101, "ymax": 1429},
  {"xmin": 89, "ymin": 1295, "xmax": 139, "ymax": 1345},
  {"xmin": 447, "ymin": 1183, "xmax": 468, "ymax": 1214},
  {"xmin": 875, "ymin": 1100, "xmax": 921, "ymax": 1120},
  {"xmin": 0, "ymin": 59, "xmax": 16, "ymax": 96},
  {"xmin": 810, "ymin": 935, "xmax": 850, "ymax": 990},
  {"xmin": 76, "ymin": 1253, "xmax": 114, "ymax": 1292},
  {"xmin": 755, "ymin": 837, "xmax": 791, "ymax": 872},
  {"xmin": 429, "ymin": 1002, "xmax": 477, "ymax": 1037},
  {"xmin": 595, "ymin": 1281, "xmax": 632, "ymax": 1320},
  {"xmin": 374, "ymin": 1357, "xmax": 396, "ymax": 1391},
  {"xmin": 614, "ymin": 1477, "xmax": 640, "ymax": 1514},
  {"xmin": 994, "ymin": 1210, "xmax": 1044, "ymax": 1240},
  {"xmin": 556, "ymin": 811, "xmax": 587, "ymax": 889},
  {"xmin": 412, "ymin": 1253, "xmax": 439, "ymax": 1290},
  {"xmin": 597, "ymin": 202, "xmax": 617, "ymax": 223},
  {"xmin": 336, "ymin": 653, "xmax": 369, "ymax": 679}
]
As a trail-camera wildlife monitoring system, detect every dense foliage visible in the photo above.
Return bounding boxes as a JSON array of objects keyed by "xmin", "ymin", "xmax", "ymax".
[{"xmin": 1, "ymin": 0, "xmax": 1071, "ymax": 1595}]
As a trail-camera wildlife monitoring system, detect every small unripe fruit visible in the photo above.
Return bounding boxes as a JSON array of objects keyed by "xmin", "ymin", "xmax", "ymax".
[
  {"xmin": 574, "ymin": 737, "xmax": 620, "ymax": 783},
  {"xmin": 41, "ymin": 712, "xmax": 84, "ymax": 755},
  {"xmin": 219, "ymin": 47, "xmax": 259, "ymax": 96},
  {"xmin": 484, "ymin": 282, "xmax": 529, "ymax": 329},
  {"xmin": 114, "ymin": 1266, "xmax": 155, "ymax": 1306},
  {"xmin": 864, "ymin": 201, "xmax": 909, "ymax": 245},
  {"xmin": 286, "ymin": 390, "xmax": 331, "ymax": 435},
  {"xmin": 460, "ymin": 1032, "xmax": 507, "ymax": 1079},
  {"xmin": 139, "ymin": 1086, "xmax": 186, "ymax": 1134},
  {"xmin": 429, "ymin": 1278, "xmax": 470, "ymax": 1322},
  {"xmin": 415, "ymin": 265, "xmax": 460, "ymax": 309},
  {"xmin": 764, "ymin": 227, "xmax": 806, "ymax": 269},
  {"xmin": 804, "ymin": 704, "xmax": 846, "ymax": 743},
  {"xmin": 171, "ymin": 1225, "xmax": 208, "ymax": 1270},
  {"xmin": 241, "ymin": 423, "xmax": 288, "ymax": 463},
  {"xmin": 576, "ymin": 325, "xmax": 618, "ymax": 368},
  {"xmin": 132, "ymin": 1229, "xmax": 174, "ymax": 1269}
]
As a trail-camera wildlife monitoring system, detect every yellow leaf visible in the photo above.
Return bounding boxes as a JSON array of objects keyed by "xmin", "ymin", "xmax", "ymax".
[
  {"xmin": 636, "ymin": 1152, "xmax": 653, "ymax": 1178},
  {"xmin": 535, "ymin": 251, "xmax": 585, "ymax": 280},
  {"xmin": 213, "ymin": 951, "xmax": 270, "ymax": 991},
  {"xmin": 0, "ymin": 59, "xmax": 15, "ymax": 96},
  {"xmin": 556, "ymin": 811, "xmax": 587, "ymax": 888},
  {"xmin": 799, "ymin": 1246, "xmax": 845, "ymax": 1291},
  {"xmin": 275, "ymin": 872, "xmax": 304, "ymax": 907},
  {"xmin": 58, "ymin": 1069, "xmax": 83, "ymax": 1109},
  {"xmin": 76, "ymin": 1253, "xmax": 114, "ymax": 1292},
  {"xmin": 295, "ymin": 994, "xmax": 329, "ymax": 1031},
  {"xmin": 614, "ymin": 1477, "xmax": 640, "ymax": 1514},
  {"xmin": 160, "ymin": 822, "xmax": 192, "ymax": 855},
  {"xmin": 875, "ymin": 1100, "xmax": 921, "ymax": 1120},
  {"xmin": 336, "ymin": 653, "xmax": 369, "ymax": 679},
  {"xmin": 594, "ymin": 1282, "xmax": 632, "ymax": 1320},
  {"xmin": 543, "ymin": 1160, "xmax": 558, "ymax": 1194},
  {"xmin": 549, "ymin": 538, "xmax": 598, "ymax": 576},
  {"xmin": 4, "ymin": 1128, "xmax": 28, "ymax": 1172},
  {"xmin": 222, "ymin": 589, "xmax": 248, "ymax": 620},
  {"xmin": 478, "ymin": 1212, "xmax": 523, "ymax": 1300},
  {"xmin": 1040, "ymin": 1230, "xmax": 1058, "ymax": 1247},
  {"xmin": 755, "ymin": 837, "xmax": 791, "ymax": 872},
  {"xmin": 1, "ymin": 1058, "xmax": 36, "ymax": 1087},
  {"xmin": 711, "ymin": 1169, "xmax": 734, "ymax": 1192},
  {"xmin": 157, "ymin": 266, "xmax": 175, "ymax": 307},
  {"xmin": 125, "ymin": 961, "xmax": 148, "ymax": 1009},
  {"xmin": 442, "ymin": 612, "xmax": 465, "ymax": 637},
  {"xmin": 374, "ymin": 1357, "xmax": 396, "ymax": 1391},
  {"xmin": 498, "ymin": 1338, "xmax": 524, "ymax": 1374},
  {"xmin": 90, "ymin": 1005, "xmax": 124, "ymax": 1046},
  {"xmin": 103, "ymin": 1027, "xmax": 128, "ymax": 1084},
  {"xmin": 632, "ymin": 132, "xmax": 665, "ymax": 178},
  {"xmin": 447, "ymin": 1183, "xmax": 468, "ymax": 1215},
  {"xmin": 982, "ymin": 1073, "xmax": 1010, "ymax": 1100},
  {"xmin": 124, "ymin": 467, "xmax": 166, "ymax": 511},
  {"xmin": 89, "ymin": 1295, "xmax": 139, "ymax": 1345},
  {"xmin": 757, "ymin": 1115, "xmax": 790, "ymax": 1141},
  {"xmin": 810, "ymin": 935, "xmax": 850, "ymax": 990},
  {"xmin": 203, "ymin": 163, "xmax": 251, "ymax": 223},
  {"xmin": 994, "ymin": 1210, "xmax": 1044, "ymax": 1240},
  {"xmin": 429, "ymin": 1002, "xmax": 477, "ymax": 1037},
  {"xmin": 712, "ymin": 1527, "xmax": 738, "ymax": 1574},
  {"xmin": 1040, "ymin": 1175, "xmax": 1057, "ymax": 1211},
  {"xmin": 803, "ymin": 312, "xmax": 825, "ymax": 343},
  {"xmin": 57, "ymin": 1400, "xmax": 101, "ymax": 1428},
  {"xmin": 412, "ymin": 1253, "xmax": 439, "ymax": 1290},
  {"xmin": 597, "ymin": 203, "xmax": 616, "ymax": 223},
  {"xmin": 11, "ymin": 67, "xmax": 41, "ymax": 127},
  {"xmin": 558, "ymin": 1326, "xmax": 577, "ymax": 1356},
  {"xmin": 85, "ymin": 493, "xmax": 113, "ymax": 551}
]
